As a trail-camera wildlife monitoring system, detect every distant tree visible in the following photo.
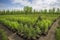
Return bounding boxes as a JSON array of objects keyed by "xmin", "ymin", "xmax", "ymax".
[
  {"xmin": 33, "ymin": 9, "xmax": 39, "ymax": 14},
  {"xmin": 56, "ymin": 8, "xmax": 60, "ymax": 14},
  {"xmin": 6, "ymin": 10, "xmax": 10, "ymax": 15},
  {"xmin": 48, "ymin": 8, "xmax": 55, "ymax": 14},
  {"xmin": 49, "ymin": 9, "xmax": 52, "ymax": 14},
  {"xmin": 40, "ymin": 10, "xmax": 43, "ymax": 14},
  {"xmin": 0, "ymin": 11, "xmax": 2, "ymax": 15},
  {"xmin": 43, "ymin": 9, "xmax": 47, "ymax": 14},
  {"xmin": 33, "ymin": 9, "xmax": 36, "ymax": 14},
  {"xmin": 24, "ymin": 6, "xmax": 32, "ymax": 14},
  {"xmin": 2, "ymin": 10, "xmax": 6, "ymax": 15},
  {"xmin": 52, "ymin": 8, "xmax": 55, "ymax": 14}
]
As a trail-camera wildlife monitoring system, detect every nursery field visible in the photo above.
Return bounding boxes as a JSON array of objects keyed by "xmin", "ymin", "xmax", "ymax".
[
  {"xmin": 0, "ymin": 6, "xmax": 60, "ymax": 40},
  {"xmin": 0, "ymin": 13, "xmax": 60, "ymax": 40}
]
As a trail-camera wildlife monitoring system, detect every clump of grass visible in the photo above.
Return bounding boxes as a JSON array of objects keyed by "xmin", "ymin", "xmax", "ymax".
[
  {"xmin": 55, "ymin": 27, "xmax": 60, "ymax": 40},
  {"xmin": 0, "ymin": 29, "xmax": 8, "ymax": 40}
]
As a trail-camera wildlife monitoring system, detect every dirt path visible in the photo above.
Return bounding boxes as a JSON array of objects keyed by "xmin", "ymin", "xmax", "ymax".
[
  {"xmin": 0, "ymin": 24, "xmax": 24, "ymax": 40},
  {"xmin": 39, "ymin": 18, "xmax": 60, "ymax": 40}
]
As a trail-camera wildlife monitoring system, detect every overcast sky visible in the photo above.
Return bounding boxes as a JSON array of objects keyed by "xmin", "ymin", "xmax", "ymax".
[{"xmin": 0, "ymin": 0, "xmax": 60, "ymax": 10}]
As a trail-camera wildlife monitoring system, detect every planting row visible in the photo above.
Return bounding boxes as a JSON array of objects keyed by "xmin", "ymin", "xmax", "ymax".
[
  {"xmin": 0, "ymin": 16, "xmax": 38, "ymax": 25},
  {"xmin": 0, "ymin": 18, "xmax": 52, "ymax": 40}
]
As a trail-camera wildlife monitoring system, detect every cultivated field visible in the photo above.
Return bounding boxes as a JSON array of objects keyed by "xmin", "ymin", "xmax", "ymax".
[{"xmin": 0, "ymin": 6, "xmax": 60, "ymax": 40}]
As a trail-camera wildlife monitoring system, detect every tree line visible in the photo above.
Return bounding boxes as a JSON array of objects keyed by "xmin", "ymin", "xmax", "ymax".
[{"xmin": 0, "ymin": 6, "xmax": 60, "ymax": 15}]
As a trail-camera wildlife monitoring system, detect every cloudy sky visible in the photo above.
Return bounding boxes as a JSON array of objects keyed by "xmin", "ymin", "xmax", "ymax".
[{"xmin": 0, "ymin": 0, "xmax": 60, "ymax": 10}]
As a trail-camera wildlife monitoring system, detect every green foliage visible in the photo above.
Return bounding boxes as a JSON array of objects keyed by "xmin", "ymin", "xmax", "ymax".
[
  {"xmin": 0, "ymin": 7, "xmax": 60, "ymax": 39},
  {"xmin": 0, "ymin": 6, "xmax": 60, "ymax": 15},
  {"xmin": 0, "ymin": 29, "xmax": 8, "ymax": 40},
  {"xmin": 17, "ymin": 23, "xmax": 24, "ymax": 33},
  {"xmin": 55, "ymin": 28, "xmax": 60, "ymax": 40},
  {"xmin": 37, "ymin": 19, "xmax": 52, "ymax": 33},
  {"xmin": 24, "ymin": 6, "xmax": 32, "ymax": 14},
  {"xmin": 0, "ymin": 14, "xmax": 59, "ymax": 39}
]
